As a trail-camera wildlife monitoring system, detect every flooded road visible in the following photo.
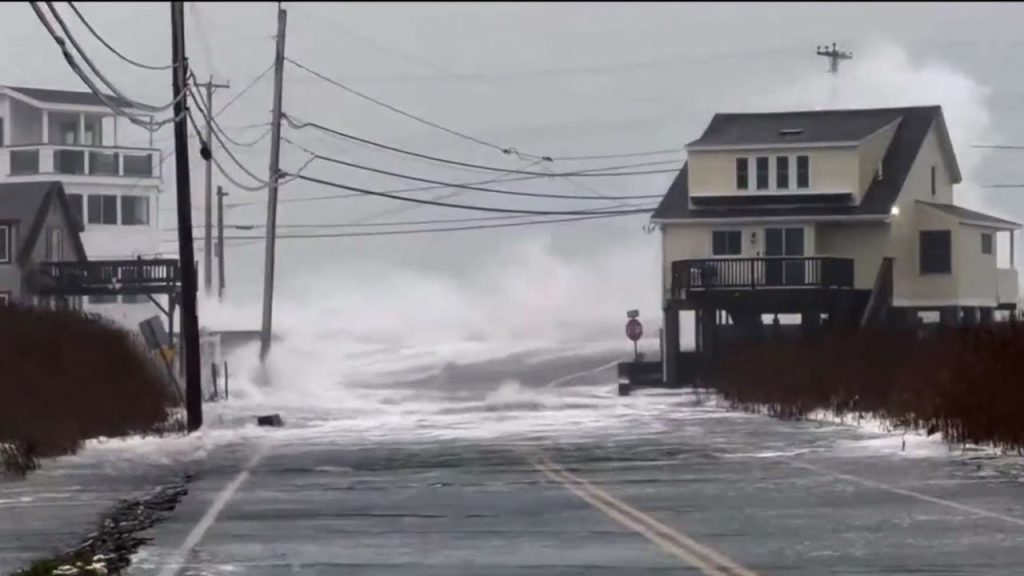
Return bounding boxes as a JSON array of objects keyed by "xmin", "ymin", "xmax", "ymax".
[{"xmin": 7, "ymin": 342, "xmax": 1024, "ymax": 575}]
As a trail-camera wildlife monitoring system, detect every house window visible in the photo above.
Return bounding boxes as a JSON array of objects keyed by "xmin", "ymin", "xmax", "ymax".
[
  {"xmin": 67, "ymin": 194, "xmax": 84, "ymax": 228},
  {"xmin": 776, "ymin": 156, "xmax": 789, "ymax": 189},
  {"xmin": 46, "ymin": 229, "xmax": 63, "ymax": 261},
  {"xmin": 982, "ymin": 232, "xmax": 993, "ymax": 255},
  {"xmin": 712, "ymin": 230, "xmax": 742, "ymax": 256},
  {"xmin": 121, "ymin": 196, "xmax": 150, "ymax": 225},
  {"xmin": 755, "ymin": 157, "xmax": 769, "ymax": 190},
  {"xmin": 931, "ymin": 165, "xmax": 936, "ymax": 196},
  {"xmin": 87, "ymin": 194, "xmax": 118, "ymax": 225},
  {"xmin": 920, "ymin": 230, "xmax": 952, "ymax": 275},
  {"xmin": 89, "ymin": 294, "xmax": 118, "ymax": 304},
  {"xmin": 0, "ymin": 225, "xmax": 10, "ymax": 264},
  {"xmin": 0, "ymin": 292, "xmax": 9, "ymax": 306},
  {"xmin": 796, "ymin": 155, "xmax": 810, "ymax": 189},
  {"xmin": 735, "ymin": 158, "xmax": 749, "ymax": 190}
]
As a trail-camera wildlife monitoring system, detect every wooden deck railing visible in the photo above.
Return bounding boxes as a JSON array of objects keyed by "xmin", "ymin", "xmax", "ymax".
[
  {"xmin": 671, "ymin": 257, "xmax": 854, "ymax": 298},
  {"xmin": 32, "ymin": 259, "xmax": 180, "ymax": 296}
]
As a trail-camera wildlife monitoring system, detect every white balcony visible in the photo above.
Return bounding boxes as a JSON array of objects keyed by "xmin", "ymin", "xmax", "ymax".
[{"xmin": 1, "ymin": 144, "xmax": 162, "ymax": 185}]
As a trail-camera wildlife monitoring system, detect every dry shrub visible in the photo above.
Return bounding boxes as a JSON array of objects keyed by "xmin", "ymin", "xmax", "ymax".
[
  {"xmin": 0, "ymin": 304, "xmax": 180, "ymax": 473},
  {"xmin": 707, "ymin": 323, "xmax": 1024, "ymax": 452}
]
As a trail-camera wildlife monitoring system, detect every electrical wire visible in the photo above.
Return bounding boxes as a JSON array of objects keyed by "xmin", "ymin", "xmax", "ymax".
[
  {"xmin": 284, "ymin": 56, "xmax": 687, "ymax": 163},
  {"xmin": 66, "ymin": 2, "xmax": 173, "ymax": 71},
  {"xmin": 187, "ymin": 75, "xmax": 270, "ymax": 149},
  {"xmin": 285, "ymin": 57, "xmax": 535, "ymax": 158},
  {"xmin": 281, "ymin": 138, "xmax": 663, "ymax": 201},
  {"xmin": 44, "ymin": 2, "xmax": 182, "ymax": 113},
  {"xmin": 30, "ymin": 2, "xmax": 182, "ymax": 132},
  {"xmin": 286, "ymin": 173, "xmax": 654, "ymax": 216},
  {"xmin": 283, "ymin": 114, "xmax": 683, "ymax": 177},
  {"xmin": 214, "ymin": 63, "xmax": 273, "ymax": 116},
  {"xmin": 185, "ymin": 104, "xmax": 270, "ymax": 191},
  {"xmin": 219, "ymin": 210, "xmax": 652, "ymax": 240}
]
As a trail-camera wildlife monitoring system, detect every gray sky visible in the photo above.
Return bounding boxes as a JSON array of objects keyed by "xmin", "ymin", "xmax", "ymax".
[{"xmin": 6, "ymin": 2, "xmax": 1024, "ymax": 336}]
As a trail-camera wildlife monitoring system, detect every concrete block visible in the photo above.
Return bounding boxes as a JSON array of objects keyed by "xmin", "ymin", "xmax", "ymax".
[{"xmin": 256, "ymin": 414, "xmax": 283, "ymax": 427}]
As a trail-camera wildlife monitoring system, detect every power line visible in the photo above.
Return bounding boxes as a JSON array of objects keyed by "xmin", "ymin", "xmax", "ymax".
[
  {"xmin": 215, "ymin": 63, "xmax": 274, "ymax": 116},
  {"xmin": 285, "ymin": 56, "xmax": 532, "ymax": 158},
  {"xmin": 44, "ymin": 2, "xmax": 181, "ymax": 113},
  {"xmin": 286, "ymin": 173, "xmax": 654, "ymax": 216},
  {"xmin": 66, "ymin": 2, "xmax": 173, "ymax": 71},
  {"xmin": 30, "ymin": 2, "xmax": 182, "ymax": 132},
  {"xmin": 283, "ymin": 114, "xmax": 683, "ymax": 178},
  {"xmin": 185, "ymin": 102, "xmax": 271, "ymax": 191},
  {"xmin": 281, "ymin": 138, "xmax": 663, "ymax": 201},
  {"xmin": 219, "ymin": 211, "xmax": 651, "ymax": 240},
  {"xmin": 164, "ymin": 213, "xmax": 546, "ymax": 231}
]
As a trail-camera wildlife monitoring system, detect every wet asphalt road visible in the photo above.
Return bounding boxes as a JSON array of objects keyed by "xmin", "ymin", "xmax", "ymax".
[{"xmin": 8, "ymin": 346, "xmax": 1024, "ymax": 575}]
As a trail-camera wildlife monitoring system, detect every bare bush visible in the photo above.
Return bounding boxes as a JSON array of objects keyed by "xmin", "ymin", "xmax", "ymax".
[{"xmin": 0, "ymin": 304, "xmax": 180, "ymax": 474}]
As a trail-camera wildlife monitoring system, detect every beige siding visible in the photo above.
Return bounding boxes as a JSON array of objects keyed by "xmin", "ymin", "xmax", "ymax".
[
  {"xmin": 957, "ymin": 224, "xmax": 999, "ymax": 305},
  {"xmin": 889, "ymin": 122, "xmax": 958, "ymax": 305},
  {"xmin": 688, "ymin": 147, "xmax": 859, "ymax": 196},
  {"xmin": 815, "ymin": 222, "xmax": 891, "ymax": 290},
  {"xmin": 661, "ymin": 222, "xmax": 816, "ymax": 296},
  {"xmin": 857, "ymin": 121, "xmax": 899, "ymax": 201}
]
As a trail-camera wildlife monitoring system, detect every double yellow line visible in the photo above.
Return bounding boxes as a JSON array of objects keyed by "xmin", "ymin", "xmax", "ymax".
[{"xmin": 528, "ymin": 454, "xmax": 758, "ymax": 576}]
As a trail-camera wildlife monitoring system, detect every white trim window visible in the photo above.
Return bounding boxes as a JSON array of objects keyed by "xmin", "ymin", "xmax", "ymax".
[
  {"xmin": 796, "ymin": 155, "xmax": 810, "ymax": 189},
  {"xmin": 775, "ymin": 156, "xmax": 790, "ymax": 189},
  {"xmin": 735, "ymin": 158, "xmax": 749, "ymax": 190},
  {"xmin": 87, "ymin": 194, "xmax": 118, "ymax": 225},
  {"xmin": 755, "ymin": 157, "xmax": 770, "ymax": 190},
  {"xmin": 712, "ymin": 230, "xmax": 743, "ymax": 256},
  {"xmin": 0, "ymin": 292, "xmax": 9, "ymax": 306},
  {"xmin": 0, "ymin": 224, "xmax": 10, "ymax": 264},
  {"xmin": 121, "ymin": 195, "xmax": 150, "ymax": 226}
]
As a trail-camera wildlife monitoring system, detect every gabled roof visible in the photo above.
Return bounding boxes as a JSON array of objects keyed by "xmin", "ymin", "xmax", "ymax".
[
  {"xmin": 0, "ymin": 181, "xmax": 87, "ymax": 266},
  {"xmin": 687, "ymin": 108, "xmax": 904, "ymax": 149},
  {"xmin": 653, "ymin": 106, "xmax": 958, "ymax": 221},
  {"xmin": 917, "ymin": 201, "xmax": 1022, "ymax": 230},
  {"xmin": 1, "ymin": 85, "xmax": 130, "ymax": 110}
]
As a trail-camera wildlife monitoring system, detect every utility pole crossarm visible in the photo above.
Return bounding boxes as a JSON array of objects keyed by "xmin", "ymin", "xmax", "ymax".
[{"xmin": 816, "ymin": 42, "xmax": 853, "ymax": 74}]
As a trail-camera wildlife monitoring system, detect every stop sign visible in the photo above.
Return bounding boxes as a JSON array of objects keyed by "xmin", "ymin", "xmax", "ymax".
[{"xmin": 625, "ymin": 318, "xmax": 643, "ymax": 341}]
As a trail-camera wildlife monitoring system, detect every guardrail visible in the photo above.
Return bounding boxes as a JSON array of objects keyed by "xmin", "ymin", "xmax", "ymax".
[
  {"xmin": 6, "ymin": 144, "xmax": 160, "ymax": 179},
  {"xmin": 32, "ymin": 259, "xmax": 180, "ymax": 296}
]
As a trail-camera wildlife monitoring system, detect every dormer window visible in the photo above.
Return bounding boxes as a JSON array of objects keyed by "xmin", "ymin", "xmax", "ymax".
[{"xmin": 776, "ymin": 156, "xmax": 790, "ymax": 189}]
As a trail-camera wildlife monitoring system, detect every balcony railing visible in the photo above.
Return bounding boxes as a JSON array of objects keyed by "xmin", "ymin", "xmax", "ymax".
[
  {"xmin": 4, "ymin": 144, "xmax": 160, "ymax": 179},
  {"xmin": 671, "ymin": 257, "xmax": 855, "ymax": 298},
  {"xmin": 31, "ymin": 259, "xmax": 180, "ymax": 296}
]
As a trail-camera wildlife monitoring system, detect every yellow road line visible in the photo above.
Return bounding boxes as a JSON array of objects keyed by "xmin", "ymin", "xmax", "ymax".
[
  {"xmin": 540, "ymin": 456, "xmax": 759, "ymax": 576},
  {"xmin": 528, "ymin": 455, "xmax": 730, "ymax": 576}
]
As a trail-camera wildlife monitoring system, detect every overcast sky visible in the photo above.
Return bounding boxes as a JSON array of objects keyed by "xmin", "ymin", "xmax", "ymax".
[{"xmin": 5, "ymin": 2, "xmax": 1024, "ymax": 337}]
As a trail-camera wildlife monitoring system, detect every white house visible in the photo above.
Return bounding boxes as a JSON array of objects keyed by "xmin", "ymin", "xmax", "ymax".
[
  {"xmin": 0, "ymin": 85, "xmax": 165, "ymax": 327},
  {"xmin": 652, "ymin": 106, "xmax": 1020, "ymax": 381}
]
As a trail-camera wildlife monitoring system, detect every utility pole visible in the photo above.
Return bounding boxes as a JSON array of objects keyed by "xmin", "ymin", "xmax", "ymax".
[
  {"xmin": 217, "ymin": 185, "xmax": 227, "ymax": 301},
  {"xmin": 260, "ymin": 5, "xmax": 287, "ymax": 363},
  {"xmin": 196, "ymin": 77, "xmax": 230, "ymax": 294},
  {"xmin": 816, "ymin": 42, "xmax": 853, "ymax": 74},
  {"xmin": 170, "ymin": 1, "xmax": 202, "ymax": 432}
]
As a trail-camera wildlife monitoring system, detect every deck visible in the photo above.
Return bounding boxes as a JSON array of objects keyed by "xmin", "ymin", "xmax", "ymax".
[{"xmin": 29, "ymin": 259, "xmax": 180, "ymax": 296}]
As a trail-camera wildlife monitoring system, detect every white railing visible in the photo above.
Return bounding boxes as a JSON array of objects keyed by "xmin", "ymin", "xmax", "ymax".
[{"xmin": 4, "ymin": 144, "xmax": 161, "ymax": 180}]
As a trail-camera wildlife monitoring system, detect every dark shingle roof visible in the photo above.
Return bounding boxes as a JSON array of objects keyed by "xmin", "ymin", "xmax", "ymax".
[
  {"xmin": 3, "ymin": 86, "xmax": 130, "ymax": 109},
  {"xmin": 653, "ymin": 106, "xmax": 946, "ymax": 221},
  {"xmin": 687, "ymin": 107, "xmax": 906, "ymax": 148},
  {"xmin": 917, "ymin": 201, "xmax": 1021, "ymax": 229},
  {"xmin": 0, "ymin": 181, "xmax": 87, "ymax": 265}
]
